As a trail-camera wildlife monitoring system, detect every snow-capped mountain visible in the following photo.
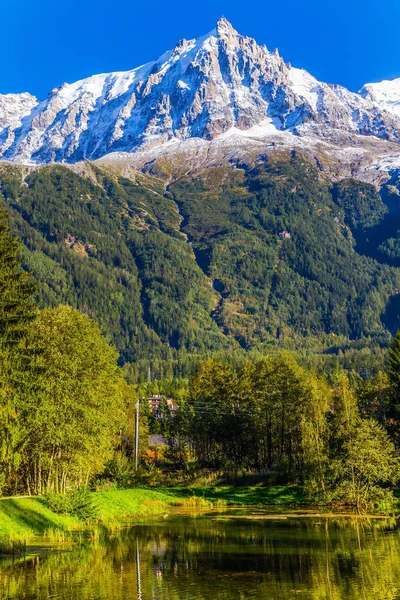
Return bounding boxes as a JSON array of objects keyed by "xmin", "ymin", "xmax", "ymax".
[
  {"xmin": 360, "ymin": 78, "xmax": 400, "ymax": 119},
  {"xmin": 0, "ymin": 93, "xmax": 38, "ymax": 157},
  {"xmin": 1, "ymin": 18, "xmax": 400, "ymax": 165}
]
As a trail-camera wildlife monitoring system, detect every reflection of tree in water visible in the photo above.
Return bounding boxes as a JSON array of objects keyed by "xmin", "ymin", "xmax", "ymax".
[{"xmin": 0, "ymin": 517, "xmax": 399, "ymax": 599}]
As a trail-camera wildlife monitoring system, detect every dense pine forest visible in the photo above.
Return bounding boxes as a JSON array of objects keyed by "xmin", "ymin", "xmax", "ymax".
[{"xmin": 1, "ymin": 152, "xmax": 400, "ymax": 380}]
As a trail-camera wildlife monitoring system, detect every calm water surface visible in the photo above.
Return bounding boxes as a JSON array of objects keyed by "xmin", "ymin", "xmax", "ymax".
[{"xmin": 1, "ymin": 510, "xmax": 400, "ymax": 599}]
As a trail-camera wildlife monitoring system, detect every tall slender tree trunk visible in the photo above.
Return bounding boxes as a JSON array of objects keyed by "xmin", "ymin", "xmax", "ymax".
[{"xmin": 267, "ymin": 414, "xmax": 273, "ymax": 469}]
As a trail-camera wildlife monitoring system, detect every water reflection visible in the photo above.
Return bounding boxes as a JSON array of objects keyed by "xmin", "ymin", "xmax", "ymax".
[{"xmin": 1, "ymin": 513, "xmax": 400, "ymax": 599}]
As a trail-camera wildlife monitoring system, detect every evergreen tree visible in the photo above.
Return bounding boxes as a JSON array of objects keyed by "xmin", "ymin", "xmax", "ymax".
[
  {"xmin": 0, "ymin": 206, "xmax": 38, "ymax": 493},
  {"xmin": 387, "ymin": 330, "xmax": 400, "ymax": 395},
  {"xmin": 0, "ymin": 208, "xmax": 37, "ymax": 349},
  {"xmin": 386, "ymin": 330, "xmax": 400, "ymax": 443}
]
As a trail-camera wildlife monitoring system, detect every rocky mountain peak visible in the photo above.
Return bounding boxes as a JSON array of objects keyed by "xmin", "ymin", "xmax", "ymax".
[
  {"xmin": 216, "ymin": 16, "xmax": 238, "ymax": 38},
  {"xmin": 0, "ymin": 20, "xmax": 400, "ymax": 165}
]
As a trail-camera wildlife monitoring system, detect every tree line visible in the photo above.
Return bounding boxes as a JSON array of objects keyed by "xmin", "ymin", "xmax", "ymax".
[{"xmin": 162, "ymin": 350, "xmax": 400, "ymax": 510}]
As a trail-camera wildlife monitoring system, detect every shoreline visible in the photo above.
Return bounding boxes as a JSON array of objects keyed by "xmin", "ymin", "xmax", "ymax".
[{"xmin": 0, "ymin": 485, "xmax": 395, "ymax": 555}]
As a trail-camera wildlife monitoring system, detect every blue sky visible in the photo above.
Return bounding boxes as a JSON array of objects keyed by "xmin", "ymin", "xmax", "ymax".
[{"xmin": 1, "ymin": 0, "xmax": 399, "ymax": 98}]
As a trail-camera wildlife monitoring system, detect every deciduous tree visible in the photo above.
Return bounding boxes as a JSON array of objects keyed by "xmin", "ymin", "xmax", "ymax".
[{"xmin": 17, "ymin": 306, "xmax": 127, "ymax": 494}]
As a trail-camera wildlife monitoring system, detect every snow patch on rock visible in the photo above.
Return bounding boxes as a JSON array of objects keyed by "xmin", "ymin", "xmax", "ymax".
[
  {"xmin": 0, "ymin": 18, "xmax": 400, "ymax": 165},
  {"xmin": 361, "ymin": 78, "xmax": 400, "ymax": 119}
]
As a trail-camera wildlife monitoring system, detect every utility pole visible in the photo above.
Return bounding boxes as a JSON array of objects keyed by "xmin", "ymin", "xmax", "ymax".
[{"xmin": 135, "ymin": 400, "xmax": 140, "ymax": 471}]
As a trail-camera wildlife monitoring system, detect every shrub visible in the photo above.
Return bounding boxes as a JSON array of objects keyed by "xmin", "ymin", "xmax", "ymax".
[
  {"xmin": 101, "ymin": 453, "xmax": 136, "ymax": 488},
  {"xmin": 44, "ymin": 487, "xmax": 98, "ymax": 521}
]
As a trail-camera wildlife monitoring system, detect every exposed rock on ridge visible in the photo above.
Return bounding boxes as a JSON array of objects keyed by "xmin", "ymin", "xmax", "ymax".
[{"xmin": 1, "ymin": 18, "xmax": 400, "ymax": 165}]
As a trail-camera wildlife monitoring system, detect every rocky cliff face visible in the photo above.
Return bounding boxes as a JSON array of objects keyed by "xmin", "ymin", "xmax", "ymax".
[
  {"xmin": 0, "ymin": 93, "xmax": 38, "ymax": 157},
  {"xmin": 1, "ymin": 18, "xmax": 400, "ymax": 165},
  {"xmin": 360, "ymin": 78, "xmax": 400, "ymax": 119}
]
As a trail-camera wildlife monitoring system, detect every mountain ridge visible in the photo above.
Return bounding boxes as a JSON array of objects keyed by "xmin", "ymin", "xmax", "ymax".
[{"xmin": 1, "ymin": 18, "xmax": 400, "ymax": 168}]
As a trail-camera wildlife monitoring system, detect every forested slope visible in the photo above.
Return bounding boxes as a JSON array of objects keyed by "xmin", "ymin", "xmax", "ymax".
[
  {"xmin": 0, "ymin": 152, "xmax": 399, "ymax": 370},
  {"xmin": 170, "ymin": 154, "xmax": 398, "ymax": 346},
  {"xmin": 0, "ymin": 164, "xmax": 232, "ymax": 364}
]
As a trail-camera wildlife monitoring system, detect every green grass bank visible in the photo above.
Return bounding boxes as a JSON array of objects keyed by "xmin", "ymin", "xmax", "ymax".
[{"xmin": 0, "ymin": 485, "xmax": 304, "ymax": 552}]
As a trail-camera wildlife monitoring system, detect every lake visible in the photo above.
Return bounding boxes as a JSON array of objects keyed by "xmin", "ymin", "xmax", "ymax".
[{"xmin": 0, "ymin": 509, "xmax": 399, "ymax": 599}]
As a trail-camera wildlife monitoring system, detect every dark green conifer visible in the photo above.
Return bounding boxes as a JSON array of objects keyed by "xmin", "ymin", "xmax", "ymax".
[
  {"xmin": 0, "ymin": 207, "xmax": 37, "ymax": 349},
  {"xmin": 387, "ymin": 330, "xmax": 400, "ymax": 395},
  {"xmin": 386, "ymin": 330, "xmax": 400, "ymax": 445}
]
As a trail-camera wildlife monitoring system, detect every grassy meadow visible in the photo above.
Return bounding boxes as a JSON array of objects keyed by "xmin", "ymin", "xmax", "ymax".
[{"xmin": 0, "ymin": 485, "xmax": 305, "ymax": 553}]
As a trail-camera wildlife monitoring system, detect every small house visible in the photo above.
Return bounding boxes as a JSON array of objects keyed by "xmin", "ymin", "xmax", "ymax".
[
  {"xmin": 148, "ymin": 395, "xmax": 179, "ymax": 419},
  {"xmin": 148, "ymin": 395, "xmax": 163, "ymax": 418}
]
